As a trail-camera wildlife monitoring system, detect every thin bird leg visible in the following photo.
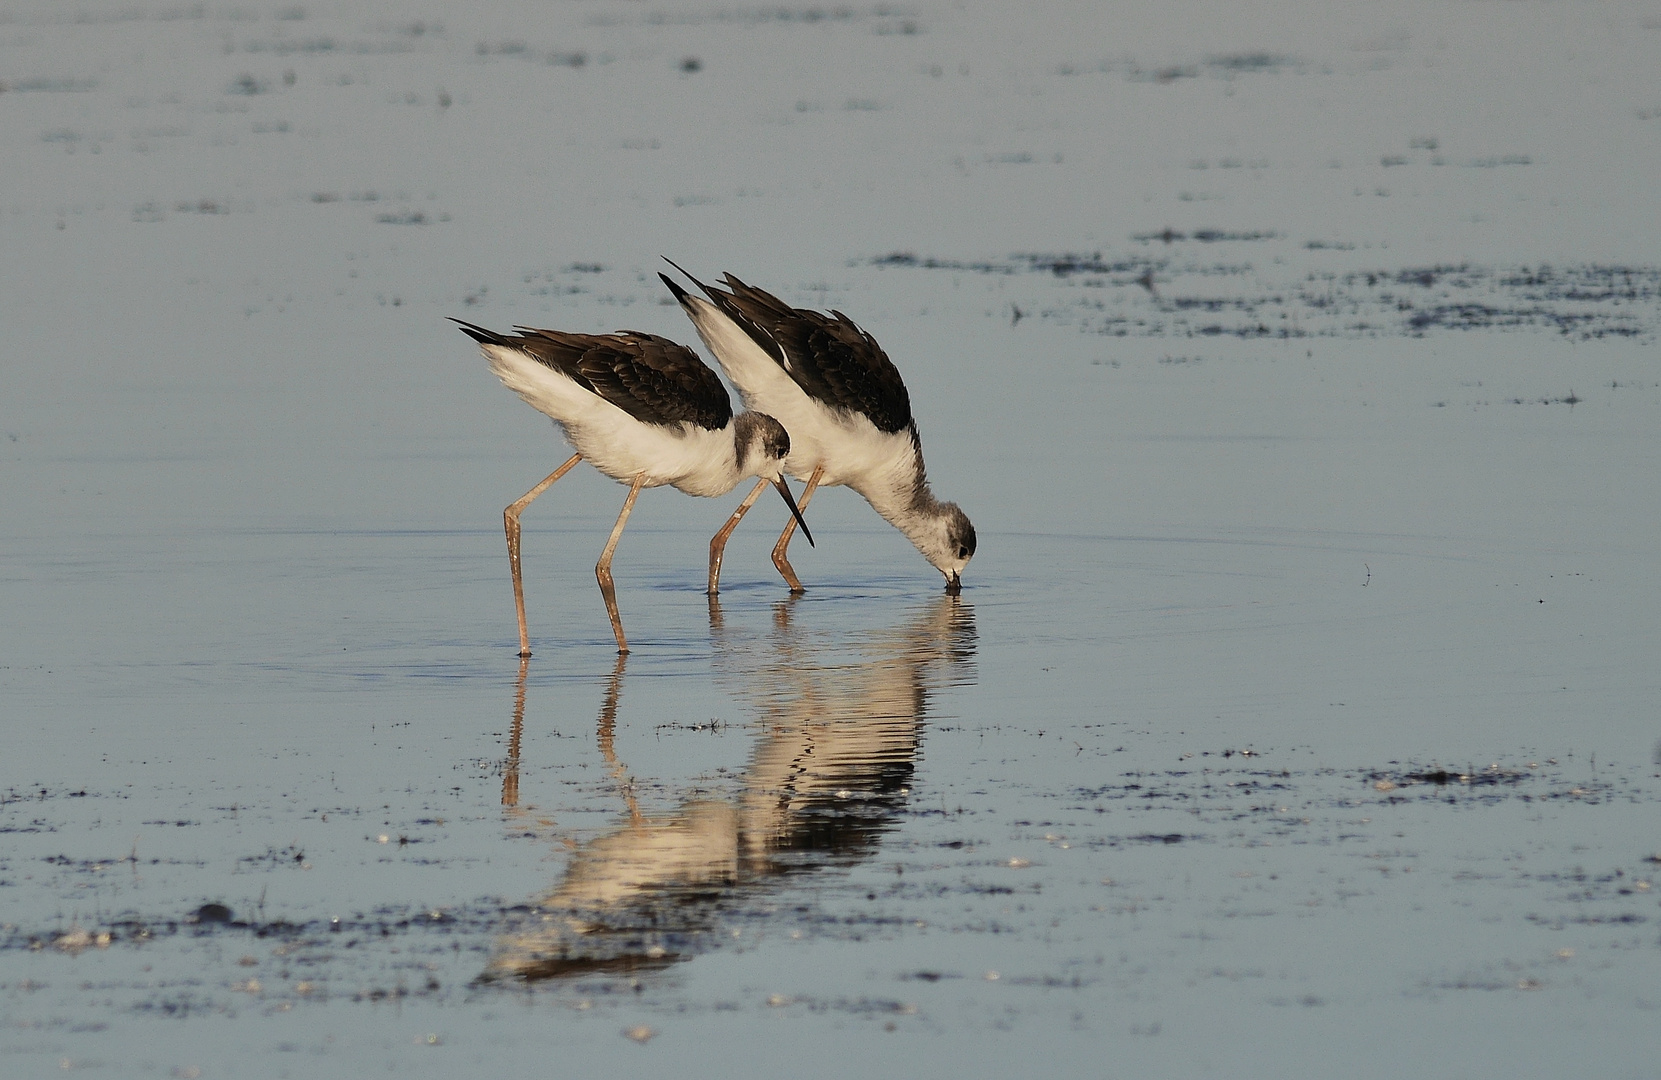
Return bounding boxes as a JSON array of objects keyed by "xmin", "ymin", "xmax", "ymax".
[
  {"xmin": 707, "ymin": 477, "xmax": 772, "ymax": 596},
  {"xmin": 596, "ymin": 474, "xmax": 647, "ymax": 654},
  {"xmin": 504, "ymin": 453, "xmax": 582, "ymax": 658},
  {"xmin": 771, "ymin": 463, "xmax": 825, "ymax": 593}
]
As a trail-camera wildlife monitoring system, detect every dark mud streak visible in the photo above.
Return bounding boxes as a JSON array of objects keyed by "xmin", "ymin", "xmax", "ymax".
[
  {"xmin": 6, "ymin": 758, "xmax": 1655, "ymax": 1018},
  {"xmin": 871, "ymin": 251, "xmax": 1661, "ymax": 341}
]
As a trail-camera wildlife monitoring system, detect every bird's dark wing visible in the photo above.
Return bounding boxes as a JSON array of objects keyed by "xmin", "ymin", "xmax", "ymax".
[
  {"xmin": 524, "ymin": 329, "xmax": 732, "ymax": 431},
  {"xmin": 718, "ymin": 275, "xmax": 913, "ymax": 434},
  {"xmin": 454, "ymin": 319, "xmax": 730, "ymax": 430},
  {"xmin": 580, "ymin": 331, "xmax": 732, "ymax": 431}
]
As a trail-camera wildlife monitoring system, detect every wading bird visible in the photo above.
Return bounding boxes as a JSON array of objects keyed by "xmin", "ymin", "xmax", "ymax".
[
  {"xmin": 659, "ymin": 266, "xmax": 975, "ymax": 594},
  {"xmin": 454, "ymin": 320, "xmax": 813, "ymax": 655}
]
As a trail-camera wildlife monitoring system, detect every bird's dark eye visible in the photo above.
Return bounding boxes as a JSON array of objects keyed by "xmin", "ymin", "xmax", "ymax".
[{"xmin": 957, "ymin": 545, "xmax": 969, "ymax": 559}]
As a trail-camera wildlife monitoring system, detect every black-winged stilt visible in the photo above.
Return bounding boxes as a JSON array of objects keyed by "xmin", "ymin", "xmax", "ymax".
[
  {"xmin": 454, "ymin": 320, "xmax": 813, "ymax": 656},
  {"xmin": 658, "ymin": 267, "xmax": 975, "ymax": 594}
]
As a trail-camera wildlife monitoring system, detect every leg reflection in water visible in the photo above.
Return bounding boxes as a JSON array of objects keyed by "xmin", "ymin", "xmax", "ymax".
[
  {"xmin": 501, "ymin": 657, "xmax": 529, "ymax": 811},
  {"xmin": 479, "ymin": 594, "xmax": 976, "ymax": 983}
]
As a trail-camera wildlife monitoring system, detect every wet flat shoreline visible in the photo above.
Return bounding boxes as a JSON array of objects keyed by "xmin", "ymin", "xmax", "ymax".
[{"xmin": 5, "ymin": 0, "xmax": 1660, "ymax": 1076}]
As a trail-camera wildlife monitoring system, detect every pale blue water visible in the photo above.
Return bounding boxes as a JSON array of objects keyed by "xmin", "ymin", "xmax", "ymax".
[{"xmin": 4, "ymin": 2, "xmax": 1660, "ymax": 1077}]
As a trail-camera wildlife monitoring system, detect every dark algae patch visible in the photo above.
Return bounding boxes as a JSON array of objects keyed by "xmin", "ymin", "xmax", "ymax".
[{"xmin": 870, "ymin": 247, "xmax": 1661, "ymax": 341}]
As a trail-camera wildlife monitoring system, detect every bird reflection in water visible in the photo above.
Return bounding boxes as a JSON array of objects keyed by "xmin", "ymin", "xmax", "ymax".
[{"xmin": 482, "ymin": 594, "xmax": 976, "ymax": 982}]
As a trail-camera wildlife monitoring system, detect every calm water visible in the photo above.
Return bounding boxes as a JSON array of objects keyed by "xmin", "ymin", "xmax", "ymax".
[{"xmin": 4, "ymin": 1, "xmax": 1660, "ymax": 1076}]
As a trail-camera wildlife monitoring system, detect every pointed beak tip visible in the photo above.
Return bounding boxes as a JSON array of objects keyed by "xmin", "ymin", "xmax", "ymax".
[{"xmin": 772, "ymin": 477, "xmax": 813, "ymax": 546}]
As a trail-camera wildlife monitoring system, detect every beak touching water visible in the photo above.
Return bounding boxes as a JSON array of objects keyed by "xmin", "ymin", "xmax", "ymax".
[
  {"xmin": 773, "ymin": 478, "xmax": 814, "ymax": 547},
  {"xmin": 944, "ymin": 569, "xmax": 962, "ymax": 595}
]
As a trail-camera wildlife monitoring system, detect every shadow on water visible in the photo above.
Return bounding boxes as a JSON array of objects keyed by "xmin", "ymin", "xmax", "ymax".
[{"xmin": 480, "ymin": 594, "xmax": 977, "ymax": 983}]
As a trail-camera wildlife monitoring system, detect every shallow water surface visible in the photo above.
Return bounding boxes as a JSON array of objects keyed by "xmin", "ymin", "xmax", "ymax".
[{"xmin": 4, "ymin": 0, "xmax": 1660, "ymax": 1076}]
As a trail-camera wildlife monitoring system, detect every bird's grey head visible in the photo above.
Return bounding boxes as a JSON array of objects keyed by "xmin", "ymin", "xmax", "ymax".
[
  {"xmin": 732, "ymin": 412, "xmax": 792, "ymax": 479},
  {"xmin": 913, "ymin": 502, "xmax": 975, "ymax": 592},
  {"xmin": 732, "ymin": 412, "xmax": 815, "ymax": 548}
]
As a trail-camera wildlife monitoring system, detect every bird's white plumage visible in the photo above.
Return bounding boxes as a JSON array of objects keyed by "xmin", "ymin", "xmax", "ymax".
[{"xmin": 484, "ymin": 343, "xmax": 753, "ymax": 498}]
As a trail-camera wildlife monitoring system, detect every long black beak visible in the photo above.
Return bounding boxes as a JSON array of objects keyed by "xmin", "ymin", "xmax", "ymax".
[{"xmin": 773, "ymin": 478, "xmax": 814, "ymax": 547}]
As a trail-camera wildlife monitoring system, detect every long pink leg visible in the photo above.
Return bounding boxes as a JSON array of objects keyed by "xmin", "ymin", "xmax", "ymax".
[
  {"xmin": 504, "ymin": 453, "xmax": 582, "ymax": 658},
  {"xmin": 771, "ymin": 464, "xmax": 825, "ymax": 593},
  {"xmin": 707, "ymin": 477, "xmax": 771, "ymax": 596},
  {"xmin": 596, "ymin": 474, "xmax": 647, "ymax": 654}
]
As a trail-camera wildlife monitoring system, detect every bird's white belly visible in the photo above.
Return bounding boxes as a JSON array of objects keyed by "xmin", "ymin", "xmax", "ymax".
[
  {"xmin": 487, "ymin": 343, "xmax": 742, "ymax": 497},
  {"xmin": 565, "ymin": 415, "xmax": 741, "ymax": 497},
  {"xmin": 777, "ymin": 408, "xmax": 915, "ymax": 492},
  {"xmin": 732, "ymin": 382, "xmax": 913, "ymax": 490}
]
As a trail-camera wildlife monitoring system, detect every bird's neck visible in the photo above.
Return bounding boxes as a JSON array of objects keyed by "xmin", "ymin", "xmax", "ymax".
[{"xmin": 854, "ymin": 441, "xmax": 949, "ymax": 544}]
